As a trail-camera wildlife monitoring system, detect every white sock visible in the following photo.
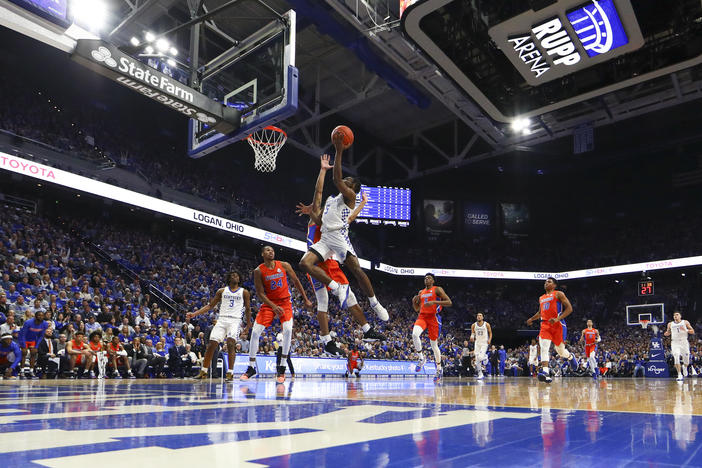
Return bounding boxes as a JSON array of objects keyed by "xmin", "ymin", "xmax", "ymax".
[
  {"xmin": 368, "ymin": 296, "xmax": 378, "ymax": 307},
  {"xmin": 430, "ymin": 340, "xmax": 441, "ymax": 366},
  {"xmin": 361, "ymin": 323, "xmax": 371, "ymax": 332},
  {"xmin": 328, "ymin": 280, "xmax": 340, "ymax": 291},
  {"xmin": 321, "ymin": 334, "xmax": 332, "ymax": 344},
  {"xmin": 280, "ymin": 357, "xmax": 288, "ymax": 370}
]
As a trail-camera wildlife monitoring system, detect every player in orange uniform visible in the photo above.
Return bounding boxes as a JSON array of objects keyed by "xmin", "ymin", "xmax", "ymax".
[
  {"xmin": 526, "ymin": 277, "xmax": 578, "ymax": 383},
  {"xmin": 580, "ymin": 319, "xmax": 601, "ymax": 380},
  {"xmin": 298, "ymin": 154, "xmax": 386, "ymax": 356},
  {"xmin": 65, "ymin": 331, "xmax": 93, "ymax": 378},
  {"xmin": 411, "ymin": 273, "xmax": 452, "ymax": 382},
  {"xmin": 241, "ymin": 245, "xmax": 312, "ymax": 383},
  {"xmin": 346, "ymin": 345, "xmax": 364, "ymax": 378}
]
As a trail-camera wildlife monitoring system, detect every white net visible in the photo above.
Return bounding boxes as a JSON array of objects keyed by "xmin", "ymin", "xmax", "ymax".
[{"xmin": 246, "ymin": 126, "xmax": 287, "ymax": 172}]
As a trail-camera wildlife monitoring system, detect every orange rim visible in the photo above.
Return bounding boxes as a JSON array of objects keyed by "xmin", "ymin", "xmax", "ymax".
[{"xmin": 246, "ymin": 126, "xmax": 287, "ymax": 145}]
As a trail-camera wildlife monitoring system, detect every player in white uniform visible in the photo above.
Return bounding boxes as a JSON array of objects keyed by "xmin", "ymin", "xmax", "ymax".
[
  {"xmin": 187, "ymin": 271, "xmax": 251, "ymax": 381},
  {"xmin": 664, "ymin": 311, "xmax": 694, "ymax": 381},
  {"xmin": 299, "ymin": 130, "xmax": 388, "ymax": 320},
  {"xmin": 528, "ymin": 339, "xmax": 539, "ymax": 377},
  {"xmin": 471, "ymin": 313, "xmax": 492, "ymax": 380}
]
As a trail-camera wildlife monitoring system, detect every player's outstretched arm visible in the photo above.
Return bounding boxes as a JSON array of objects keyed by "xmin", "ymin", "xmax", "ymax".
[
  {"xmin": 243, "ymin": 289, "xmax": 252, "ymax": 333},
  {"xmin": 347, "ymin": 192, "xmax": 368, "ymax": 224},
  {"xmin": 282, "ymin": 261, "xmax": 313, "ymax": 309},
  {"xmin": 663, "ymin": 322, "xmax": 672, "ymax": 336},
  {"xmin": 331, "ymin": 131, "xmax": 356, "ymax": 203},
  {"xmin": 487, "ymin": 323, "xmax": 493, "ymax": 344},
  {"xmin": 295, "ymin": 202, "xmax": 323, "ymax": 225},
  {"xmin": 313, "ymin": 154, "xmax": 332, "ymax": 212},
  {"xmin": 187, "ymin": 288, "xmax": 223, "ymax": 319},
  {"xmin": 470, "ymin": 322, "xmax": 476, "ymax": 342}
]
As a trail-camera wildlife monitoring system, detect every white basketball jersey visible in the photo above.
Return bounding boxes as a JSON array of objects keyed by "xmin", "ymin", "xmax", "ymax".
[
  {"xmin": 474, "ymin": 322, "xmax": 488, "ymax": 344},
  {"xmin": 219, "ymin": 287, "xmax": 244, "ymax": 320},
  {"xmin": 670, "ymin": 320, "xmax": 689, "ymax": 343},
  {"xmin": 529, "ymin": 345, "xmax": 538, "ymax": 359},
  {"xmin": 321, "ymin": 194, "xmax": 352, "ymax": 233}
]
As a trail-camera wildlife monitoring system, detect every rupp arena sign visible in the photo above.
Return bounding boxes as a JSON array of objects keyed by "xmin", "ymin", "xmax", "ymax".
[
  {"xmin": 71, "ymin": 40, "xmax": 240, "ymax": 135},
  {"xmin": 488, "ymin": 0, "xmax": 644, "ymax": 86}
]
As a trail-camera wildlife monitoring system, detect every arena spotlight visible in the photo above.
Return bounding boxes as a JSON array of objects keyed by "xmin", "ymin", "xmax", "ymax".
[
  {"xmin": 510, "ymin": 118, "xmax": 532, "ymax": 134},
  {"xmin": 169, "ymin": 47, "xmax": 178, "ymax": 56},
  {"xmin": 130, "ymin": 37, "xmax": 140, "ymax": 46},
  {"xmin": 144, "ymin": 45, "xmax": 154, "ymax": 54},
  {"xmin": 166, "ymin": 58, "xmax": 176, "ymax": 67},
  {"xmin": 71, "ymin": 0, "xmax": 108, "ymax": 31},
  {"xmin": 145, "ymin": 31, "xmax": 155, "ymax": 42},
  {"xmin": 156, "ymin": 38, "xmax": 170, "ymax": 52}
]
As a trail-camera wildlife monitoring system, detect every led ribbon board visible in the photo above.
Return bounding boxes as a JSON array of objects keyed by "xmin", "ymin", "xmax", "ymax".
[
  {"xmin": 0, "ymin": 151, "xmax": 369, "ymax": 269},
  {"xmin": 2, "ymin": 151, "xmax": 699, "ymax": 279},
  {"xmin": 488, "ymin": 0, "xmax": 643, "ymax": 86}
]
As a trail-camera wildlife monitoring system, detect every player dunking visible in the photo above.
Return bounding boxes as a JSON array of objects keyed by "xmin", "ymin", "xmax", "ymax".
[
  {"xmin": 411, "ymin": 273, "xmax": 452, "ymax": 382},
  {"xmin": 580, "ymin": 320, "xmax": 601, "ymax": 380},
  {"xmin": 470, "ymin": 312, "xmax": 491, "ymax": 380},
  {"xmin": 664, "ymin": 312, "xmax": 695, "ymax": 381},
  {"xmin": 528, "ymin": 339, "xmax": 539, "ymax": 377},
  {"xmin": 188, "ymin": 271, "xmax": 252, "ymax": 382},
  {"xmin": 299, "ymin": 131, "xmax": 388, "ymax": 320},
  {"xmin": 526, "ymin": 277, "xmax": 579, "ymax": 383},
  {"xmin": 296, "ymin": 154, "xmax": 386, "ymax": 356},
  {"xmin": 241, "ymin": 246, "xmax": 312, "ymax": 383}
]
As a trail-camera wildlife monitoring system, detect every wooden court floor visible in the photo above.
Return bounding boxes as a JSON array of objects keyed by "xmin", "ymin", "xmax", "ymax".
[{"xmin": 1, "ymin": 376, "xmax": 700, "ymax": 467}]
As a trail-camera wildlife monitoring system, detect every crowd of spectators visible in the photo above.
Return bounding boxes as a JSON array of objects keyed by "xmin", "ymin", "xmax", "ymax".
[{"xmin": 1, "ymin": 206, "xmax": 700, "ymax": 380}]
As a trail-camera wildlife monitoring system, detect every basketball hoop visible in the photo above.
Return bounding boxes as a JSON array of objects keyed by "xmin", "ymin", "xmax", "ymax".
[
  {"xmin": 640, "ymin": 320, "xmax": 649, "ymax": 330},
  {"xmin": 246, "ymin": 126, "xmax": 287, "ymax": 172}
]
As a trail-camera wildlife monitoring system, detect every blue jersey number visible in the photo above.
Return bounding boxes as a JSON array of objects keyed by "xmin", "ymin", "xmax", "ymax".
[{"xmin": 269, "ymin": 279, "xmax": 283, "ymax": 290}]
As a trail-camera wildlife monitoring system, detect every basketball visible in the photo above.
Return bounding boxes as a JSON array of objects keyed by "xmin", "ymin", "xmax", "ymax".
[{"xmin": 332, "ymin": 125, "xmax": 354, "ymax": 148}]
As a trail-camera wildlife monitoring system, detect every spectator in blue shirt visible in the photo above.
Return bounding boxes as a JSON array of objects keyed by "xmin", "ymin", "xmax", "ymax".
[{"xmin": 498, "ymin": 345, "xmax": 507, "ymax": 376}]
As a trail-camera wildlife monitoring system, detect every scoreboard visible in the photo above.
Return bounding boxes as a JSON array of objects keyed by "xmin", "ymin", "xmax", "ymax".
[
  {"xmin": 354, "ymin": 186, "xmax": 411, "ymax": 227},
  {"xmin": 638, "ymin": 280, "xmax": 654, "ymax": 296}
]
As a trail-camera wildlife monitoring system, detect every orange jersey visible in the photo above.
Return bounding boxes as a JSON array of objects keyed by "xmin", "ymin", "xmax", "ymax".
[
  {"xmin": 109, "ymin": 342, "xmax": 121, "ymax": 353},
  {"xmin": 259, "ymin": 261, "xmax": 291, "ymax": 301},
  {"xmin": 70, "ymin": 339, "xmax": 86, "ymax": 351},
  {"xmin": 419, "ymin": 287, "xmax": 442, "ymax": 315},
  {"xmin": 349, "ymin": 350, "xmax": 360, "ymax": 364},
  {"xmin": 89, "ymin": 341, "xmax": 102, "ymax": 352},
  {"xmin": 583, "ymin": 328, "xmax": 598, "ymax": 345},
  {"xmin": 539, "ymin": 292, "xmax": 562, "ymax": 322}
]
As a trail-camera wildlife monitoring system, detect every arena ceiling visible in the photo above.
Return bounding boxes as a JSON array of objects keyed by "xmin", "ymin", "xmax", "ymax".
[{"xmin": 6, "ymin": 0, "xmax": 702, "ymax": 182}]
